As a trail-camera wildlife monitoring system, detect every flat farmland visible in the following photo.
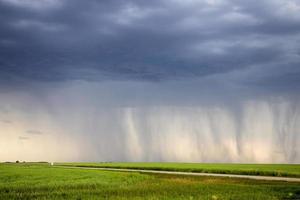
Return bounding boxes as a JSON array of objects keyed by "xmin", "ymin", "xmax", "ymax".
[{"xmin": 1, "ymin": 163, "xmax": 300, "ymax": 200}]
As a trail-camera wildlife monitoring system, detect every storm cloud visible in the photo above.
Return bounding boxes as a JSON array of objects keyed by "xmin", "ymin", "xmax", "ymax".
[
  {"xmin": 0, "ymin": 0, "xmax": 299, "ymax": 162},
  {"xmin": 0, "ymin": 0, "xmax": 299, "ymax": 84}
]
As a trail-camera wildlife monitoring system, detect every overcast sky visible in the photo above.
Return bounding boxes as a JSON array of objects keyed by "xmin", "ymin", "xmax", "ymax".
[{"xmin": 0, "ymin": 0, "xmax": 299, "ymax": 163}]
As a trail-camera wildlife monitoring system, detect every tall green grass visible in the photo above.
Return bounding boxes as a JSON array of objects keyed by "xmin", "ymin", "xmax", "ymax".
[{"xmin": 1, "ymin": 163, "xmax": 300, "ymax": 199}]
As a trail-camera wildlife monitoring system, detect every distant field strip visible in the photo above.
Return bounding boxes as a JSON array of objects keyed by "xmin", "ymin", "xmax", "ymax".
[
  {"xmin": 57, "ymin": 163, "xmax": 300, "ymax": 178},
  {"xmin": 56, "ymin": 165, "xmax": 300, "ymax": 182}
]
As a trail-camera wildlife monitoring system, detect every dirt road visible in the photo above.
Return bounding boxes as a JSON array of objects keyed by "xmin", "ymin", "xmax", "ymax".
[{"xmin": 55, "ymin": 166, "xmax": 300, "ymax": 182}]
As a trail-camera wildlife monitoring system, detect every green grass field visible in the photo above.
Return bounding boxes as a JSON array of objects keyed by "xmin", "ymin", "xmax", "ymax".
[
  {"xmin": 57, "ymin": 162, "xmax": 300, "ymax": 178},
  {"xmin": 1, "ymin": 163, "xmax": 300, "ymax": 200}
]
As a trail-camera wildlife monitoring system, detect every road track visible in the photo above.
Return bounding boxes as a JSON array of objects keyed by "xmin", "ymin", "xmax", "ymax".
[{"xmin": 54, "ymin": 166, "xmax": 300, "ymax": 182}]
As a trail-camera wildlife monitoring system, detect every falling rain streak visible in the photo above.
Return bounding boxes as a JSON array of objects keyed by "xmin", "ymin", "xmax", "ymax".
[{"xmin": 0, "ymin": 81, "xmax": 299, "ymax": 163}]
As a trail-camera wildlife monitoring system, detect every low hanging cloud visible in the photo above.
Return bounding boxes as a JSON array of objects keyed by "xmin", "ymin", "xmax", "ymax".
[
  {"xmin": 1, "ymin": 119, "xmax": 12, "ymax": 124},
  {"xmin": 26, "ymin": 130, "xmax": 43, "ymax": 135},
  {"xmin": 19, "ymin": 136, "xmax": 30, "ymax": 140}
]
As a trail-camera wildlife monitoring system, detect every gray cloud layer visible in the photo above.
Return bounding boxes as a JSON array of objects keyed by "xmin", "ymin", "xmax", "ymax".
[{"xmin": 0, "ymin": 0, "xmax": 299, "ymax": 88}]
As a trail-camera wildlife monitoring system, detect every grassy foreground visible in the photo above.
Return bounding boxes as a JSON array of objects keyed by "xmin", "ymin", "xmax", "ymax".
[
  {"xmin": 1, "ymin": 163, "xmax": 300, "ymax": 200},
  {"xmin": 57, "ymin": 162, "xmax": 300, "ymax": 178}
]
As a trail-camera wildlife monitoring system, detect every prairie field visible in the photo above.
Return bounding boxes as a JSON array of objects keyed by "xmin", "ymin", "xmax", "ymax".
[
  {"xmin": 58, "ymin": 162, "xmax": 300, "ymax": 178},
  {"xmin": 1, "ymin": 163, "xmax": 300, "ymax": 200}
]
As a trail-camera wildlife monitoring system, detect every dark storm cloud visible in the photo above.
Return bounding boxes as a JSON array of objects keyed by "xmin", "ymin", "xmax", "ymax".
[{"xmin": 0, "ymin": 0, "xmax": 299, "ymax": 87}]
